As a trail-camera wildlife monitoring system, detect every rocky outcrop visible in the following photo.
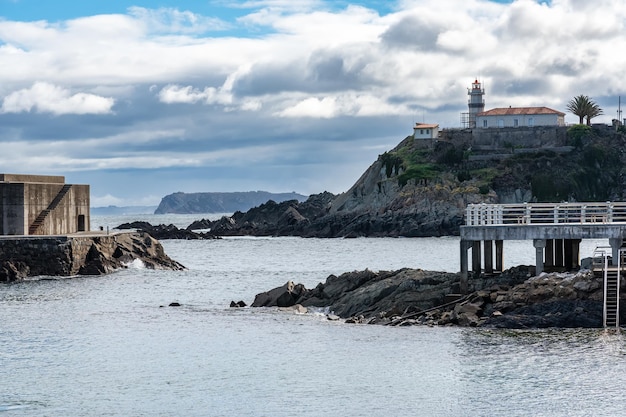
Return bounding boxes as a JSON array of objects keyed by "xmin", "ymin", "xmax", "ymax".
[
  {"xmin": 250, "ymin": 266, "xmax": 614, "ymax": 328},
  {"xmin": 116, "ymin": 221, "xmax": 220, "ymax": 240},
  {"xmin": 209, "ymin": 192, "xmax": 336, "ymax": 237},
  {"xmin": 194, "ymin": 128, "xmax": 626, "ymax": 238},
  {"xmin": 251, "ymin": 280, "xmax": 309, "ymax": 307},
  {"xmin": 0, "ymin": 232, "xmax": 185, "ymax": 282},
  {"xmin": 201, "ymin": 138, "xmax": 495, "ymax": 237},
  {"xmin": 155, "ymin": 191, "xmax": 307, "ymax": 214}
]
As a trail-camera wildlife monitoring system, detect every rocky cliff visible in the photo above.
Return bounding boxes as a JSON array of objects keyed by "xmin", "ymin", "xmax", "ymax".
[
  {"xmin": 0, "ymin": 232, "xmax": 185, "ymax": 282},
  {"xmin": 155, "ymin": 191, "xmax": 307, "ymax": 214},
  {"xmin": 204, "ymin": 125, "xmax": 626, "ymax": 237}
]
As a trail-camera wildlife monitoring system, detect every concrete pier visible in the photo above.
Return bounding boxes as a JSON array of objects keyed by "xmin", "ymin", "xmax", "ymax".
[{"xmin": 460, "ymin": 202, "xmax": 626, "ymax": 294}]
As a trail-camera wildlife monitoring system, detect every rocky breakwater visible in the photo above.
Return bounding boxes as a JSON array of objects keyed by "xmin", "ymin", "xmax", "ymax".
[
  {"xmin": 0, "ymin": 232, "xmax": 185, "ymax": 282},
  {"xmin": 250, "ymin": 266, "xmax": 613, "ymax": 328},
  {"xmin": 116, "ymin": 221, "xmax": 220, "ymax": 240}
]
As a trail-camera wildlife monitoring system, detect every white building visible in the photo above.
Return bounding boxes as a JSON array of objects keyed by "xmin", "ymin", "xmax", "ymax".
[
  {"xmin": 476, "ymin": 107, "xmax": 565, "ymax": 128},
  {"xmin": 413, "ymin": 123, "xmax": 439, "ymax": 139}
]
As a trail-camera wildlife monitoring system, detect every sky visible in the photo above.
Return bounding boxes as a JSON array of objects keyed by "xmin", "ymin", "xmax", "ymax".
[{"xmin": 1, "ymin": 0, "xmax": 625, "ymax": 207}]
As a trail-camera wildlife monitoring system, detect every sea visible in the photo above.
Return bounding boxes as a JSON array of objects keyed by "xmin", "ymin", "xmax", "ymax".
[{"xmin": 1, "ymin": 213, "xmax": 626, "ymax": 417}]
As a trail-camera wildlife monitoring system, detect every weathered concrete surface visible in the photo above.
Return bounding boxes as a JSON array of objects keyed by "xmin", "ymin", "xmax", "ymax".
[
  {"xmin": 0, "ymin": 232, "xmax": 185, "ymax": 281},
  {"xmin": 1, "ymin": 174, "xmax": 90, "ymax": 236},
  {"xmin": 461, "ymin": 224, "xmax": 626, "ymax": 241}
]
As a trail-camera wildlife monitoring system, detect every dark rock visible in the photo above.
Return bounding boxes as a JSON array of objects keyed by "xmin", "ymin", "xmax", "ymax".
[
  {"xmin": 116, "ymin": 221, "xmax": 220, "ymax": 240},
  {"xmin": 0, "ymin": 260, "xmax": 30, "ymax": 282},
  {"xmin": 251, "ymin": 280, "xmax": 308, "ymax": 307},
  {"xmin": 187, "ymin": 219, "xmax": 213, "ymax": 231},
  {"xmin": 249, "ymin": 265, "xmax": 613, "ymax": 329},
  {"xmin": 230, "ymin": 300, "xmax": 247, "ymax": 308}
]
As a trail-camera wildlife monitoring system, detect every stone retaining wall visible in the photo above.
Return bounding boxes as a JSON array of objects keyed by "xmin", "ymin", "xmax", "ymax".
[{"xmin": 0, "ymin": 232, "xmax": 185, "ymax": 281}]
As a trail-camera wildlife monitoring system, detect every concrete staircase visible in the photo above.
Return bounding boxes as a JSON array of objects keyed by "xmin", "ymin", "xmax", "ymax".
[{"xmin": 28, "ymin": 184, "xmax": 72, "ymax": 235}]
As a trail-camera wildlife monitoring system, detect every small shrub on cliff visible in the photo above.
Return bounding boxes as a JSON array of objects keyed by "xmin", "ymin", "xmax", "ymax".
[
  {"xmin": 567, "ymin": 124, "xmax": 592, "ymax": 148},
  {"xmin": 437, "ymin": 147, "xmax": 465, "ymax": 165},
  {"xmin": 380, "ymin": 152, "xmax": 403, "ymax": 177},
  {"xmin": 457, "ymin": 170, "xmax": 471, "ymax": 182},
  {"xmin": 397, "ymin": 164, "xmax": 438, "ymax": 187}
]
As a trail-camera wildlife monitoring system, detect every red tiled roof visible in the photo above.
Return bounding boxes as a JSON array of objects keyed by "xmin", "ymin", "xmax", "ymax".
[
  {"xmin": 414, "ymin": 123, "xmax": 439, "ymax": 129},
  {"xmin": 477, "ymin": 107, "xmax": 565, "ymax": 117}
]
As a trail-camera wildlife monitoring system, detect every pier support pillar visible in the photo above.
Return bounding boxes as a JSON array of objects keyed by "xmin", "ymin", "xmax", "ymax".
[
  {"xmin": 460, "ymin": 240, "xmax": 472, "ymax": 294},
  {"xmin": 472, "ymin": 241, "xmax": 482, "ymax": 277},
  {"xmin": 555, "ymin": 239, "xmax": 564, "ymax": 268},
  {"xmin": 609, "ymin": 238, "xmax": 623, "ymax": 266},
  {"xmin": 495, "ymin": 240, "xmax": 504, "ymax": 272},
  {"xmin": 484, "ymin": 240, "xmax": 493, "ymax": 274},
  {"xmin": 533, "ymin": 239, "xmax": 546, "ymax": 275},
  {"xmin": 545, "ymin": 239, "xmax": 555, "ymax": 267},
  {"xmin": 564, "ymin": 239, "xmax": 581, "ymax": 270}
]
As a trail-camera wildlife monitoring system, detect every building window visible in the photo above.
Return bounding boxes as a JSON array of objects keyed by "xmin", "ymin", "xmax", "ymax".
[
  {"xmin": 426, "ymin": 129, "xmax": 430, "ymax": 135},
  {"xmin": 528, "ymin": 117, "xmax": 534, "ymax": 127},
  {"xmin": 420, "ymin": 129, "xmax": 424, "ymax": 134},
  {"xmin": 483, "ymin": 120, "xmax": 488, "ymax": 128},
  {"xmin": 498, "ymin": 119, "xmax": 504, "ymax": 128},
  {"xmin": 514, "ymin": 119, "xmax": 519, "ymax": 127}
]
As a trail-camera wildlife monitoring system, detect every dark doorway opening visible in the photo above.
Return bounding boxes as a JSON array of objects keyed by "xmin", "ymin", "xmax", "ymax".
[{"xmin": 78, "ymin": 214, "xmax": 86, "ymax": 232}]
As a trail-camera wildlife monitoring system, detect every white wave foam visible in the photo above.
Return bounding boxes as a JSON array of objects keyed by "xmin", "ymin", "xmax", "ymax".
[{"xmin": 124, "ymin": 258, "xmax": 146, "ymax": 269}]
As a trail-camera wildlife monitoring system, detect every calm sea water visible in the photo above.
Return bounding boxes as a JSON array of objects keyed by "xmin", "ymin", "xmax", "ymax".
[{"xmin": 1, "ymin": 214, "xmax": 625, "ymax": 416}]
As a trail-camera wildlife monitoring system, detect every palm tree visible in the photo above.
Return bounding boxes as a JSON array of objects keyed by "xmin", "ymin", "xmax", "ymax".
[
  {"xmin": 567, "ymin": 95, "xmax": 592, "ymax": 124},
  {"xmin": 585, "ymin": 103, "xmax": 603, "ymax": 125},
  {"xmin": 566, "ymin": 95, "xmax": 603, "ymax": 125}
]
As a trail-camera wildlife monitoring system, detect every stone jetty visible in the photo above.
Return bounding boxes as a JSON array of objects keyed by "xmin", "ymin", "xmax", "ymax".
[{"xmin": 0, "ymin": 231, "xmax": 185, "ymax": 281}]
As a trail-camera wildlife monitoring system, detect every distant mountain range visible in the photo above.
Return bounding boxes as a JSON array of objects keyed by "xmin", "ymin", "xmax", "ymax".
[{"xmin": 154, "ymin": 191, "xmax": 308, "ymax": 214}]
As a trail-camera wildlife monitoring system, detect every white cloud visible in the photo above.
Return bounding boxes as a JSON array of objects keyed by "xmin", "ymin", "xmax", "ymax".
[
  {"xmin": 157, "ymin": 84, "xmax": 235, "ymax": 107},
  {"xmin": 1, "ymin": 82, "xmax": 115, "ymax": 115},
  {"xmin": 2, "ymin": 1, "xmax": 626, "ymax": 202},
  {"xmin": 128, "ymin": 7, "xmax": 231, "ymax": 34},
  {"xmin": 279, "ymin": 96, "xmax": 339, "ymax": 118},
  {"xmin": 158, "ymin": 85, "xmax": 213, "ymax": 104},
  {"xmin": 277, "ymin": 93, "xmax": 408, "ymax": 118}
]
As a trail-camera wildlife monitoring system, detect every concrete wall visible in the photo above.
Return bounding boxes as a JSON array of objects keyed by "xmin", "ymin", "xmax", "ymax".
[
  {"xmin": 0, "ymin": 236, "xmax": 74, "ymax": 275},
  {"xmin": 0, "ymin": 180, "xmax": 90, "ymax": 236},
  {"xmin": 25, "ymin": 183, "xmax": 90, "ymax": 235},
  {"xmin": 0, "ymin": 174, "xmax": 64, "ymax": 184},
  {"xmin": 0, "ymin": 234, "xmax": 115, "ymax": 276},
  {"xmin": 470, "ymin": 126, "xmax": 568, "ymax": 150},
  {"xmin": 413, "ymin": 127, "xmax": 439, "ymax": 139},
  {"xmin": 477, "ymin": 113, "xmax": 564, "ymax": 128},
  {"xmin": 439, "ymin": 126, "xmax": 568, "ymax": 152},
  {"xmin": 0, "ymin": 183, "xmax": 26, "ymax": 235}
]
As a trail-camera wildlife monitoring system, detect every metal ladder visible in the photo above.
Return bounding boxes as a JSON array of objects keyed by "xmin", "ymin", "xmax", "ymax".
[{"xmin": 593, "ymin": 247, "xmax": 622, "ymax": 328}]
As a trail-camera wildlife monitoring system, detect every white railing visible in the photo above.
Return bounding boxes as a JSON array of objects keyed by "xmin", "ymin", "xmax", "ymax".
[{"xmin": 465, "ymin": 202, "xmax": 626, "ymax": 226}]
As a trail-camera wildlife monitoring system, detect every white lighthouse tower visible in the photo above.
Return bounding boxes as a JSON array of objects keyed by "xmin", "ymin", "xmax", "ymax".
[{"xmin": 464, "ymin": 79, "xmax": 485, "ymax": 128}]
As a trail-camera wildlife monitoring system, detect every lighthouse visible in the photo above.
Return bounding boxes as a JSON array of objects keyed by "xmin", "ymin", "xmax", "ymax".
[{"xmin": 465, "ymin": 79, "xmax": 485, "ymax": 128}]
